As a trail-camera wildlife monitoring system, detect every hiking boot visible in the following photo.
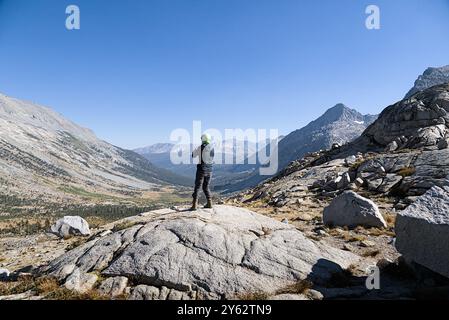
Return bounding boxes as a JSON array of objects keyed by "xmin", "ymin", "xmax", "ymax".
[
  {"xmin": 204, "ymin": 199, "xmax": 213, "ymax": 209},
  {"xmin": 190, "ymin": 198, "xmax": 198, "ymax": 211}
]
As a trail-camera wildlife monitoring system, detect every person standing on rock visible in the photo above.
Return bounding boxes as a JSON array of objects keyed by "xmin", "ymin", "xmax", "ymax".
[{"xmin": 190, "ymin": 133, "xmax": 214, "ymax": 210}]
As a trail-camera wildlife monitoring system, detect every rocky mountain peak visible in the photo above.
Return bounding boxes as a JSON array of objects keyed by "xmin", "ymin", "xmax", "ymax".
[{"xmin": 405, "ymin": 65, "xmax": 449, "ymax": 99}]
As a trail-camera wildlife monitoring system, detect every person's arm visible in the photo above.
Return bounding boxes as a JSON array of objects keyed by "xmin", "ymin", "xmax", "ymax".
[{"xmin": 192, "ymin": 146, "xmax": 200, "ymax": 158}]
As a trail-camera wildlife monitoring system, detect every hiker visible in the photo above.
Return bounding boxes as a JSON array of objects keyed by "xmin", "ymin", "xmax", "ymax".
[{"xmin": 190, "ymin": 133, "xmax": 215, "ymax": 210}]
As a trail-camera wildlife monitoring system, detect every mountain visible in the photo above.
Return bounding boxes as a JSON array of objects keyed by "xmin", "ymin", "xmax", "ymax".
[
  {"xmin": 134, "ymin": 139, "xmax": 268, "ymax": 183},
  {"xmin": 405, "ymin": 65, "xmax": 449, "ymax": 99},
  {"xmin": 133, "ymin": 143, "xmax": 174, "ymax": 155},
  {"xmin": 0, "ymin": 93, "xmax": 191, "ymax": 216},
  {"xmin": 276, "ymin": 104, "xmax": 377, "ymax": 170},
  {"xmin": 214, "ymin": 104, "xmax": 377, "ymax": 193}
]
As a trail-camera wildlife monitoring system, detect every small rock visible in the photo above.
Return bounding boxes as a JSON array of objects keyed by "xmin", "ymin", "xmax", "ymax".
[
  {"xmin": 376, "ymin": 258, "xmax": 394, "ymax": 269},
  {"xmin": 331, "ymin": 143, "xmax": 342, "ymax": 150},
  {"xmin": 385, "ymin": 140, "xmax": 399, "ymax": 152},
  {"xmin": 100, "ymin": 230, "xmax": 113, "ymax": 237},
  {"xmin": 336, "ymin": 172, "xmax": 351, "ymax": 189},
  {"xmin": 64, "ymin": 268, "xmax": 98, "ymax": 294},
  {"xmin": 355, "ymin": 178, "xmax": 365, "ymax": 187},
  {"xmin": 344, "ymin": 155, "xmax": 357, "ymax": 167},
  {"xmin": 437, "ymin": 138, "xmax": 449, "ymax": 150},
  {"xmin": 168, "ymin": 289, "xmax": 184, "ymax": 300},
  {"xmin": 0, "ymin": 268, "xmax": 10, "ymax": 281},
  {"xmin": 98, "ymin": 276, "xmax": 128, "ymax": 297},
  {"xmin": 129, "ymin": 285, "xmax": 160, "ymax": 300},
  {"xmin": 51, "ymin": 216, "xmax": 91, "ymax": 239},
  {"xmin": 307, "ymin": 289, "xmax": 324, "ymax": 300},
  {"xmin": 360, "ymin": 240, "xmax": 376, "ymax": 248},
  {"xmin": 281, "ymin": 218, "xmax": 289, "ymax": 224}
]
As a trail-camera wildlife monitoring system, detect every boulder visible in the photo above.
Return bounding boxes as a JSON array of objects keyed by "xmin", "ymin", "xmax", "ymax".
[
  {"xmin": 50, "ymin": 216, "xmax": 91, "ymax": 238},
  {"xmin": 395, "ymin": 186, "xmax": 449, "ymax": 278},
  {"xmin": 323, "ymin": 191, "xmax": 387, "ymax": 228},
  {"xmin": 336, "ymin": 172, "xmax": 351, "ymax": 189},
  {"xmin": 0, "ymin": 268, "xmax": 10, "ymax": 281},
  {"xmin": 64, "ymin": 268, "xmax": 98, "ymax": 293},
  {"xmin": 385, "ymin": 140, "xmax": 399, "ymax": 152},
  {"xmin": 42, "ymin": 205, "xmax": 359, "ymax": 300},
  {"xmin": 438, "ymin": 138, "xmax": 449, "ymax": 150},
  {"xmin": 344, "ymin": 155, "xmax": 357, "ymax": 167},
  {"xmin": 98, "ymin": 276, "xmax": 128, "ymax": 297}
]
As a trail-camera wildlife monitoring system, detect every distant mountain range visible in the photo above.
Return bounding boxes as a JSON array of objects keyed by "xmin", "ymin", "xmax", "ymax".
[
  {"xmin": 405, "ymin": 65, "xmax": 449, "ymax": 99},
  {"xmin": 0, "ymin": 93, "xmax": 190, "ymax": 215},
  {"xmin": 136, "ymin": 104, "xmax": 377, "ymax": 193},
  {"xmin": 214, "ymin": 104, "xmax": 378, "ymax": 193},
  {"xmin": 134, "ymin": 139, "xmax": 274, "ymax": 188}
]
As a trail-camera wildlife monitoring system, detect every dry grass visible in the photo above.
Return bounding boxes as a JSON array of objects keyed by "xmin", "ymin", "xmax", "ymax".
[
  {"xmin": 66, "ymin": 238, "xmax": 88, "ymax": 250},
  {"xmin": 0, "ymin": 275, "xmax": 112, "ymax": 300},
  {"xmin": 0, "ymin": 277, "xmax": 36, "ymax": 296},
  {"xmin": 384, "ymin": 213, "xmax": 396, "ymax": 227},
  {"xmin": 361, "ymin": 249, "xmax": 381, "ymax": 257},
  {"xmin": 238, "ymin": 291, "xmax": 270, "ymax": 300},
  {"xmin": 397, "ymin": 167, "xmax": 416, "ymax": 177},
  {"xmin": 342, "ymin": 233, "xmax": 367, "ymax": 242},
  {"xmin": 276, "ymin": 279, "xmax": 313, "ymax": 295},
  {"xmin": 366, "ymin": 227, "xmax": 395, "ymax": 237},
  {"xmin": 44, "ymin": 288, "xmax": 110, "ymax": 300},
  {"xmin": 111, "ymin": 221, "xmax": 142, "ymax": 232}
]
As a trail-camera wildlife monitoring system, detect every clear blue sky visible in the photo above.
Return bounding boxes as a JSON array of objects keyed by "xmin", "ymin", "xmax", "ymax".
[{"xmin": 0, "ymin": 0, "xmax": 448, "ymax": 149}]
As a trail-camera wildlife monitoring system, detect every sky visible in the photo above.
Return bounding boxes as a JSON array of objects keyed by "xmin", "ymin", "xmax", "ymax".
[{"xmin": 0, "ymin": 0, "xmax": 448, "ymax": 149}]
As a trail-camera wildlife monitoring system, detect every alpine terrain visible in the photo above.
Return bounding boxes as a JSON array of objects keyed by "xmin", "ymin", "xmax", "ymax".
[{"xmin": 0, "ymin": 93, "xmax": 191, "ymax": 218}]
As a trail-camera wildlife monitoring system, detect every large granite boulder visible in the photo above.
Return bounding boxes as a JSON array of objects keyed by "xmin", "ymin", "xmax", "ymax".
[
  {"xmin": 50, "ymin": 216, "xmax": 91, "ymax": 238},
  {"xmin": 395, "ymin": 186, "xmax": 449, "ymax": 278},
  {"xmin": 41, "ymin": 205, "xmax": 358, "ymax": 300},
  {"xmin": 323, "ymin": 191, "xmax": 387, "ymax": 228}
]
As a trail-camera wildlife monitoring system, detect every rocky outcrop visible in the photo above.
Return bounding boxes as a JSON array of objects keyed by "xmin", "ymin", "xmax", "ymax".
[
  {"xmin": 395, "ymin": 186, "xmax": 449, "ymax": 278},
  {"xmin": 40, "ymin": 206, "xmax": 359, "ymax": 300},
  {"xmin": 323, "ymin": 191, "xmax": 387, "ymax": 228},
  {"xmin": 362, "ymin": 83, "xmax": 449, "ymax": 149},
  {"xmin": 50, "ymin": 216, "xmax": 91, "ymax": 238}
]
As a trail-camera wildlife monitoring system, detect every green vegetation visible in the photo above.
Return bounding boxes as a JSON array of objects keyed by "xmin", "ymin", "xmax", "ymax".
[{"xmin": 57, "ymin": 185, "xmax": 112, "ymax": 200}]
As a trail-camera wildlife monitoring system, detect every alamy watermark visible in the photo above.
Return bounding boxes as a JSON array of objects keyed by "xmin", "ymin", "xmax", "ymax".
[
  {"xmin": 169, "ymin": 121, "xmax": 279, "ymax": 176},
  {"xmin": 365, "ymin": 5, "xmax": 381, "ymax": 30},
  {"xmin": 66, "ymin": 5, "xmax": 80, "ymax": 30},
  {"xmin": 365, "ymin": 265, "xmax": 380, "ymax": 290}
]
